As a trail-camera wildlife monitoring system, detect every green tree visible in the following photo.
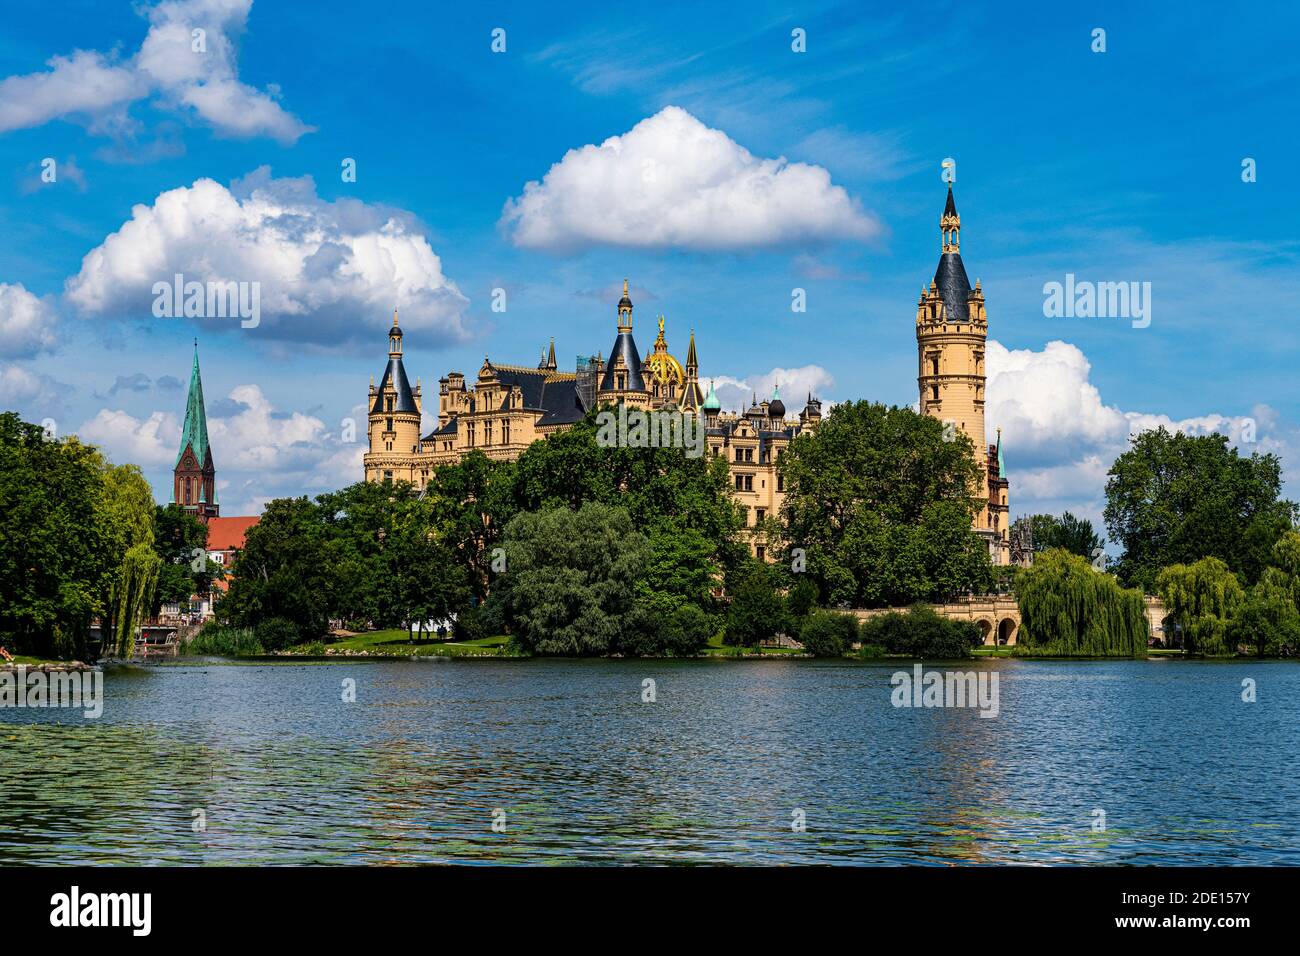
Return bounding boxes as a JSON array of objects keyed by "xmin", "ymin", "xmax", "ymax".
[
  {"xmin": 1105, "ymin": 427, "xmax": 1296, "ymax": 592},
  {"xmin": 219, "ymin": 497, "xmax": 335, "ymax": 642},
  {"xmin": 1155, "ymin": 557, "xmax": 1245, "ymax": 656},
  {"xmin": 1015, "ymin": 549, "xmax": 1148, "ymax": 657},
  {"xmin": 0, "ymin": 415, "xmax": 110, "ymax": 659},
  {"xmin": 798, "ymin": 610, "xmax": 859, "ymax": 657},
  {"xmin": 1028, "ymin": 512, "xmax": 1105, "ymax": 562},
  {"xmin": 778, "ymin": 401, "xmax": 993, "ymax": 607},
  {"xmin": 497, "ymin": 502, "xmax": 648, "ymax": 655},
  {"xmin": 858, "ymin": 604, "xmax": 981, "ymax": 658},
  {"xmin": 152, "ymin": 504, "xmax": 213, "ymax": 611},
  {"xmin": 1231, "ymin": 531, "xmax": 1300, "ymax": 656},
  {"xmin": 724, "ymin": 560, "xmax": 784, "ymax": 647}
]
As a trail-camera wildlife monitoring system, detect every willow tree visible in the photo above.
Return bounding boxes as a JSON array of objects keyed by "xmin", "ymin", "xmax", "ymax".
[
  {"xmin": 1015, "ymin": 549, "xmax": 1148, "ymax": 657},
  {"xmin": 94, "ymin": 459, "xmax": 160, "ymax": 658},
  {"xmin": 1155, "ymin": 557, "xmax": 1245, "ymax": 656},
  {"xmin": 112, "ymin": 542, "xmax": 161, "ymax": 658}
]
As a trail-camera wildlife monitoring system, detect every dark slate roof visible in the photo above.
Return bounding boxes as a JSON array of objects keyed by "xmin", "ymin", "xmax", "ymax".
[
  {"xmin": 425, "ymin": 418, "xmax": 458, "ymax": 440},
  {"xmin": 933, "ymin": 252, "xmax": 972, "ymax": 322},
  {"xmin": 943, "ymin": 183, "xmax": 958, "ymax": 218},
  {"xmin": 371, "ymin": 357, "xmax": 418, "ymax": 414},
  {"xmin": 535, "ymin": 378, "xmax": 586, "ymax": 426},
  {"xmin": 600, "ymin": 331, "xmax": 645, "ymax": 391}
]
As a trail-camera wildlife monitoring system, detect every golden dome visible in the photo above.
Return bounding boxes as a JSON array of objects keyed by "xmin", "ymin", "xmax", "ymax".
[{"xmin": 643, "ymin": 314, "xmax": 685, "ymax": 385}]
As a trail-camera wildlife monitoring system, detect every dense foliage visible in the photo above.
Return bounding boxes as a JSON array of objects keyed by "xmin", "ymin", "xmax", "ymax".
[
  {"xmin": 777, "ymin": 401, "xmax": 994, "ymax": 607},
  {"xmin": 1104, "ymin": 427, "xmax": 1296, "ymax": 592},
  {"xmin": 219, "ymin": 410, "xmax": 742, "ymax": 655},
  {"xmin": 798, "ymin": 610, "xmax": 860, "ymax": 657},
  {"xmin": 1155, "ymin": 557, "xmax": 1245, "ymax": 656},
  {"xmin": 858, "ymin": 604, "xmax": 982, "ymax": 658},
  {"xmin": 1015, "ymin": 549, "xmax": 1148, "ymax": 657},
  {"xmin": 0, "ymin": 413, "xmax": 161, "ymax": 660},
  {"xmin": 1025, "ymin": 511, "xmax": 1105, "ymax": 562}
]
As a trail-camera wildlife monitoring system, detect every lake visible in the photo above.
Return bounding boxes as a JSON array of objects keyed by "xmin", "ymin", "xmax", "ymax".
[{"xmin": 2, "ymin": 657, "xmax": 1297, "ymax": 865}]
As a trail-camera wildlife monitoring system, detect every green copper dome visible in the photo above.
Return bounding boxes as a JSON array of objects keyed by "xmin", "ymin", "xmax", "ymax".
[{"xmin": 702, "ymin": 379, "xmax": 721, "ymax": 412}]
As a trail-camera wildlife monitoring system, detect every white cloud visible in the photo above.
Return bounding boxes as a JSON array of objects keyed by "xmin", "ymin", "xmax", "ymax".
[
  {"xmin": 710, "ymin": 364, "xmax": 834, "ymax": 415},
  {"xmin": 501, "ymin": 106, "xmax": 878, "ymax": 250},
  {"xmin": 0, "ymin": 362, "xmax": 70, "ymax": 420},
  {"xmin": 986, "ymin": 339, "xmax": 1293, "ymax": 520},
  {"xmin": 65, "ymin": 168, "xmax": 470, "ymax": 346},
  {"xmin": 0, "ymin": 284, "xmax": 58, "ymax": 358},
  {"xmin": 0, "ymin": 0, "xmax": 310, "ymax": 144},
  {"xmin": 78, "ymin": 408, "xmax": 180, "ymax": 468}
]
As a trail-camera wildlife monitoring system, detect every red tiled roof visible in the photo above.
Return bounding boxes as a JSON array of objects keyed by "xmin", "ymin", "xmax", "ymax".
[{"xmin": 206, "ymin": 515, "xmax": 259, "ymax": 552}]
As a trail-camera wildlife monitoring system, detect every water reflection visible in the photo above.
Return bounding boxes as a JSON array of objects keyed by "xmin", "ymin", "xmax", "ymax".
[{"xmin": 2, "ymin": 658, "xmax": 1297, "ymax": 865}]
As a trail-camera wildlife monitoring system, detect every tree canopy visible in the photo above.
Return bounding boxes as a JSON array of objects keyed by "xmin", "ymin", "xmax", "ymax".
[
  {"xmin": 1104, "ymin": 427, "xmax": 1296, "ymax": 592},
  {"xmin": 777, "ymin": 400, "xmax": 994, "ymax": 607}
]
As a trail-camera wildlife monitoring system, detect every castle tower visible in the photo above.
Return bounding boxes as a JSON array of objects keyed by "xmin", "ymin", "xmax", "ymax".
[
  {"xmin": 917, "ymin": 184, "xmax": 1004, "ymax": 561},
  {"xmin": 366, "ymin": 310, "xmax": 423, "ymax": 481},
  {"xmin": 173, "ymin": 342, "xmax": 219, "ymax": 521},
  {"xmin": 597, "ymin": 279, "xmax": 649, "ymax": 407}
]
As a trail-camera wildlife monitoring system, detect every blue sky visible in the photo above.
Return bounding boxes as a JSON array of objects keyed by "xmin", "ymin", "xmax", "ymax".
[{"xmin": 1, "ymin": 0, "xmax": 1296, "ymax": 526}]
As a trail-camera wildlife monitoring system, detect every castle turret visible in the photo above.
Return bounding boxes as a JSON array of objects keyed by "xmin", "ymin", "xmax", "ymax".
[{"xmin": 365, "ymin": 311, "xmax": 423, "ymax": 481}]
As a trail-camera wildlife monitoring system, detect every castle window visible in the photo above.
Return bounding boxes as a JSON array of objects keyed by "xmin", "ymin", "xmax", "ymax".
[
  {"xmin": 756, "ymin": 546, "xmax": 765, "ymax": 562},
  {"xmin": 386, "ymin": 396, "xmax": 393, "ymax": 412},
  {"xmin": 386, "ymin": 417, "xmax": 393, "ymax": 433},
  {"xmin": 756, "ymin": 508, "xmax": 765, "ymax": 523},
  {"xmin": 485, "ymin": 422, "xmax": 493, "ymax": 445},
  {"xmin": 734, "ymin": 449, "xmax": 743, "ymax": 463},
  {"xmin": 503, "ymin": 420, "xmax": 511, "ymax": 445},
  {"xmin": 777, "ymin": 475, "xmax": 784, "ymax": 492},
  {"xmin": 931, "ymin": 385, "xmax": 939, "ymax": 402},
  {"xmin": 931, "ymin": 357, "xmax": 939, "ymax": 377}
]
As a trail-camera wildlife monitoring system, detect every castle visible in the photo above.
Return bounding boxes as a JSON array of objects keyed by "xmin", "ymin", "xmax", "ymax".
[{"xmin": 364, "ymin": 185, "xmax": 1011, "ymax": 565}]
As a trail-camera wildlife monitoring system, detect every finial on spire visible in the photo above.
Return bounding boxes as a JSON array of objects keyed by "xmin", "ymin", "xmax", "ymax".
[
  {"xmin": 623, "ymin": 278, "xmax": 629, "ymax": 295},
  {"xmin": 392, "ymin": 309, "xmax": 399, "ymax": 327}
]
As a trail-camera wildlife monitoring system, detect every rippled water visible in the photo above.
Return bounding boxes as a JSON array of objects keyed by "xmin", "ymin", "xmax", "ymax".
[{"xmin": 2, "ymin": 658, "xmax": 1298, "ymax": 865}]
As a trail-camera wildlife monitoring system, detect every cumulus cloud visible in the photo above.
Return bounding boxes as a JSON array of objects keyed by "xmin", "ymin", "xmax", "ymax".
[
  {"xmin": 65, "ymin": 168, "xmax": 470, "ymax": 347},
  {"xmin": 986, "ymin": 339, "xmax": 1293, "ymax": 523},
  {"xmin": 501, "ymin": 106, "xmax": 878, "ymax": 251},
  {"xmin": 78, "ymin": 408, "xmax": 180, "ymax": 468},
  {"xmin": 75, "ymin": 383, "xmax": 364, "ymax": 514},
  {"xmin": 0, "ymin": 0, "xmax": 310, "ymax": 144},
  {"xmin": 0, "ymin": 283, "xmax": 58, "ymax": 358},
  {"xmin": 710, "ymin": 364, "xmax": 834, "ymax": 415},
  {"xmin": 0, "ymin": 362, "xmax": 71, "ymax": 420}
]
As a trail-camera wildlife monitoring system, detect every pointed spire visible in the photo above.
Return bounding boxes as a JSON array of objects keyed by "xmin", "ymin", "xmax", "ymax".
[
  {"xmin": 997, "ymin": 426, "xmax": 1005, "ymax": 479},
  {"xmin": 175, "ymin": 342, "xmax": 212, "ymax": 470},
  {"xmin": 546, "ymin": 336, "xmax": 557, "ymax": 370},
  {"xmin": 941, "ymin": 183, "xmax": 961, "ymax": 254},
  {"xmin": 685, "ymin": 328, "xmax": 698, "ymax": 370}
]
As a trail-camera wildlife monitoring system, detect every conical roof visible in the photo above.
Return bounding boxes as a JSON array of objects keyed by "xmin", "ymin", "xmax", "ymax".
[{"xmin": 176, "ymin": 343, "xmax": 212, "ymax": 469}]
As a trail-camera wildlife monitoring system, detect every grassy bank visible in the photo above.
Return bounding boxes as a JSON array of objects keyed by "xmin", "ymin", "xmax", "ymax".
[{"xmin": 285, "ymin": 630, "xmax": 519, "ymax": 658}]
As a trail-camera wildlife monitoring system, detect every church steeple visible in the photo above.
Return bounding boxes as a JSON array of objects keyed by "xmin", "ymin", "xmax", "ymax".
[{"xmin": 172, "ymin": 342, "xmax": 218, "ymax": 521}]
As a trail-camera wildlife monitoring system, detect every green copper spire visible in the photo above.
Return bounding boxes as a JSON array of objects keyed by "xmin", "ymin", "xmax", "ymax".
[
  {"xmin": 176, "ymin": 342, "xmax": 212, "ymax": 469},
  {"xmin": 996, "ymin": 427, "xmax": 1005, "ymax": 479}
]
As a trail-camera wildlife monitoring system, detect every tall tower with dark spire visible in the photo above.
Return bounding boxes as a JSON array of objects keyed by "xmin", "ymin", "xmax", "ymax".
[
  {"xmin": 597, "ymin": 279, "xmax": 649, "ymax": 406},
  {"xmin": 366, "ymin": 310, "xmax": 423, "ymax": 480},
  {"xmin": 917, "ymin": 184, "xmax": 1006, "ymax": 563},
  {"xmin": 173, "ymin": 342, "xmax": 219, "ymax": 521}
]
